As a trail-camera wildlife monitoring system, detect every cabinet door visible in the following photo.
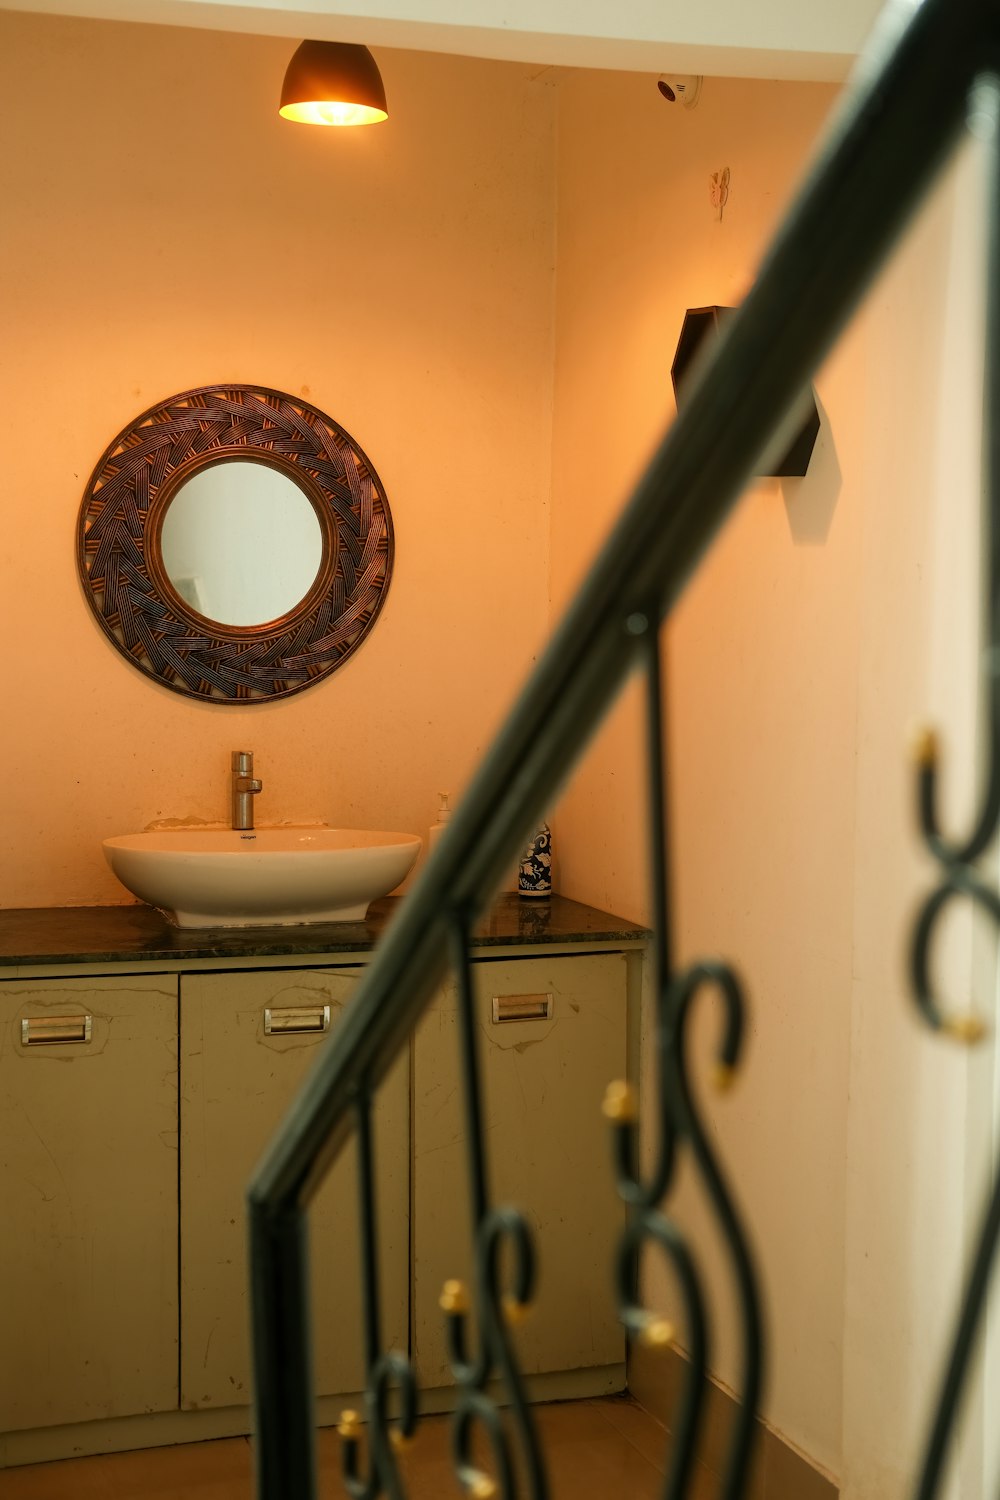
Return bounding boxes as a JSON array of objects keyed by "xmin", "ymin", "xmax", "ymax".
[
  {"xmin": 413, "ymin": 953, "xmax": 627, "ymax": 1386},
  {"xmin": 180, "ymin": 969, "xmax": 408, "ymax": 1410},
  {"xmin": 0, "ymin": 975, "xmax": 179, "ymax": 1432}
]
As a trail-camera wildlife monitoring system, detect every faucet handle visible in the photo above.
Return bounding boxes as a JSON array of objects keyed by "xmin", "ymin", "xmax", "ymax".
[{"xmin": 232, "ymin": 750, "xmax": 254, "ymax": 774}]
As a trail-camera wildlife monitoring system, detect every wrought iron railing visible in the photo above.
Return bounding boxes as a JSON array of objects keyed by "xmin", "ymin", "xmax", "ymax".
[{"xmin": 249, "ymin": 0, "xmax": 1000, "ymax": 1495}]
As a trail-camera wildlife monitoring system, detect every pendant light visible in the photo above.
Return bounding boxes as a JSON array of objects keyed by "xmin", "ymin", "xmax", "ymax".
[{"xmin": 279, "ymin": 41, "xmax": 388, "ymax": 127}]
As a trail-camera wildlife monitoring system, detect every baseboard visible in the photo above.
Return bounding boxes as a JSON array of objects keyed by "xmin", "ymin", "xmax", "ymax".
[
  {"xmin": 629, "ymin": 1342, "xmax": 838, "ymax": 1500},
  {"xmin": 419, "ymin": 1362, "xmax": 627, "ymax": 1414},
  {"xmin": 0, "ymin": 1364, "xmax": 627, "ymax": 1469}
]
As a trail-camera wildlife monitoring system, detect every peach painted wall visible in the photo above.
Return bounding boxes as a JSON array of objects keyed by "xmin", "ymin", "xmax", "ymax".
[
  {"xmin": 548, "ymin": 70, "xmax": 848, "ymax": 1474},
  {"xmin": 550, "ymin": 67, "xmax": 997, "ymax": 1494},
  {"xmin": 840, "ymin": 145, "xmax": 994, "ymax": 1500},
  {"xmin": 0, "ymin": 11, "xmax": 556, "ymax": 908}
]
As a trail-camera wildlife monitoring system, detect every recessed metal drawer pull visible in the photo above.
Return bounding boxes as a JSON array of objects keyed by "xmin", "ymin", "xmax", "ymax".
[
  {"xmin": 491, "ymin": 993, "xmax": 553, "ymax": 1024},
  {"xmin": 21, "ymin": 1015, "xmax": 93, "ymax": 1046},
  {"xmin": 264, "ymin": 1004, "xmax": 331, "ymax": 1035}
]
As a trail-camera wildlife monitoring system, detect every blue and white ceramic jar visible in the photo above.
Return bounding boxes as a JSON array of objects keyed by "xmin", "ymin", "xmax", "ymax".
[{"xmin": 518, "ymin": 822, "xmax": 552, "ymax": 898}]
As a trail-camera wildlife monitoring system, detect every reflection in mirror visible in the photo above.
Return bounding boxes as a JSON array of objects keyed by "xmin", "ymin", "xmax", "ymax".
[{"xmin": 159, "ymin": 462, "xmax": 324, "ymax": 627}]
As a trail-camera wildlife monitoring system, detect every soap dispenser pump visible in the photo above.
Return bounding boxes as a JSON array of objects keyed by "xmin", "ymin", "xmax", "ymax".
[{"xmin": 428, "ymin": 792, "xmax": 452, "ymax": 854}]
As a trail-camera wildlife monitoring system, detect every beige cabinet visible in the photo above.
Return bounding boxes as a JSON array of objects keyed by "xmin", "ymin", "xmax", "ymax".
[
  {"xmin": 179, "ymin": 968, "xmax": 408, "ymax": 1410},
  {"xmin": 0, "ymin": 975, "xmax": 178, "ymax": 1433},
  {"xmin": 0, "ymin": 937, "xmax": 634, "ymax": 1462},
  {"xmin": 412, "ymin": 953, "xmax": 627, "ymax": 1387}
]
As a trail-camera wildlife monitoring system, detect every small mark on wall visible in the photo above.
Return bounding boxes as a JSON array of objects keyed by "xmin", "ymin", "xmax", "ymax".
[{"xmin": 710, "ymin": 167, "xmax": 731, "ymax": 221}]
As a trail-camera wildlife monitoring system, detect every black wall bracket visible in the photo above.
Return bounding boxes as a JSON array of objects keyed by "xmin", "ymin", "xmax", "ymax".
[{"xmin": 670, "ymin": 305, "xmax": 821, "ymax": 478}]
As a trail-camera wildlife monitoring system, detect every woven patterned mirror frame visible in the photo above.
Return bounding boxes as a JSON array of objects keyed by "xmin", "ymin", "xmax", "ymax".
[{"xmin": 77, "ymin": 384, "xmax": 394, "ymax": 703}]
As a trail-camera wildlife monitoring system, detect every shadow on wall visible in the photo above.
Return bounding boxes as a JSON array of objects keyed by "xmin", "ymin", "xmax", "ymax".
[{"xmin": 781, "ymin": 395, "xmax": 841, "ymax": 545}]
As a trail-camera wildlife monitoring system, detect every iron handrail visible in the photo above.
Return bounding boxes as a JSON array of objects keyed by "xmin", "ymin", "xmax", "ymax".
[{"xmin": 249, "ymin": 0, "xmax": 1000, "ymax": 1493}]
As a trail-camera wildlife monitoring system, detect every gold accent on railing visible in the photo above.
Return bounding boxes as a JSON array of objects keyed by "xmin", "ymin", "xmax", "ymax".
[
  {"xmin": 712, "ymin": 1062, "xmax": 736, "ymax": 1092},
  {"xmin": 502, "ymin": 1291, "xmax": 531, "ymax": 1326},
  {"xmin": 912, "ymin": 726, "xmax": 939, "ymax": 768},
  {"xmin": 602, "ymin": 1079, "xmax": 638, "ymax": 1123},
  {"xmin": 639, "ymin": 1316, "xmax": 676, "ymax": 1349},
  {"xmin": 439, "ymin": 1279, "xmax": 470, "ymax": 1315},
  {"xmin": 943, "ymin": 1013, "xmax": 987, "ymax": 1045},
  {"xmin": 469, "ymin": 1473, "xmax": 497, "ymax": 1499},
  {"xmin": 337, "ymin": 1409, "xmax": 361, "ymax": 1440}
]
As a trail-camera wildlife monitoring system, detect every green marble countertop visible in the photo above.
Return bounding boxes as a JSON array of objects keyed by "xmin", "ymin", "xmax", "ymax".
[{"xmin": 0, "ymin": 892, "xmax": 649, "ymax": 969}]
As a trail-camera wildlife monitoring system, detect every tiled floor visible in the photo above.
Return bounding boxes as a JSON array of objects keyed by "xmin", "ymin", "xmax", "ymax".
[{"xmin": 0, "ymin": 1396, "xmax": 717, "ymax": 1498}]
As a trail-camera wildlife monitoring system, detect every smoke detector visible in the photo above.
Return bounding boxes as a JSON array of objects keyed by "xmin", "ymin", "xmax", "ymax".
[{"xmin": 657, "ymin": 75, "xmax": 702, "ymax": 109}]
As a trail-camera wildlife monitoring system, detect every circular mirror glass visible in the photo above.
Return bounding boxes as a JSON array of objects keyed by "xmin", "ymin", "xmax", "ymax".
[{"xmin": 159, "ymin": 461, "xmax": 324, "ymax": 627}]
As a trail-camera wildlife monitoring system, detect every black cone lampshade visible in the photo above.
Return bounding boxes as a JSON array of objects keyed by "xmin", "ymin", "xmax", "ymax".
[{"xmin": 279, "ymin": 41, "xmax": 388, "ymax": 127}]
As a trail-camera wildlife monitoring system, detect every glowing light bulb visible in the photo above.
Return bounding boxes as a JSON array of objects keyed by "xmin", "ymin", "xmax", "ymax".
[
  {"xmin": 279, "ymin": 98, "xmax": 387, "ymax": 126},
  {"xmin": 279, "ymin": 43, "xmax": 389, "ymax": 127}
]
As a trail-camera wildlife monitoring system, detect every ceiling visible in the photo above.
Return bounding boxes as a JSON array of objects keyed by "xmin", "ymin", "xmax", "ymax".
[{"xmin": 0, "ymin": 0, "xmax": 888, "ymax": 80}]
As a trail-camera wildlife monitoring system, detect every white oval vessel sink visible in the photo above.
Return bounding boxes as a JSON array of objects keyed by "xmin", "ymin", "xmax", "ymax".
[{"xmin": 103, "ymin": 828, "xmax": 421, "ymax": 928}]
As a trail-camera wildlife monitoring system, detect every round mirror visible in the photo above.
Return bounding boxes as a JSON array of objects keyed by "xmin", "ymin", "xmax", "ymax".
[
  {"xmin": 77, "ymin": 384, "xmax": 394, "ymax": 703},
  {"xmin": 159, "ymin": 461, "xmax": 324, "ymax": 627}
]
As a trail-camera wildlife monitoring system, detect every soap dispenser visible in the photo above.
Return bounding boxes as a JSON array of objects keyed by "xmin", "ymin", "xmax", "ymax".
[{"xmin": 428, "ymin": 792, "xmax": 452, "ymax": 854}]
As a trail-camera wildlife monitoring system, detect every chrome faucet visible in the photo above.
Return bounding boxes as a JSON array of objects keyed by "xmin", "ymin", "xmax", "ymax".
[{"xmin": 231, "ymin": 750, "xmax": 263, "ymax": 831}]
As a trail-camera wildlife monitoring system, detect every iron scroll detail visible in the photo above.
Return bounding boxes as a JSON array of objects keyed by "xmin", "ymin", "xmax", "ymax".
[
  {"xmin": 334, "ymin": 910, "xmax": 548, "ymax": 1500},
  {"xmin": 438, "ymin": 910, "xmax": 549, "ymax": 1500},
  {"xmin": 605, "ymin": 626, "xmax": 764, "ymax": 1500},
  {"xmin": 908, "ymin": 73, "xmax": 1000, "ymax": 1500},
  {"xmin": 337, "ymin": 1092, "xmax": 420, "ymax": 1500},
  {"xmin": 77, "ymin": 384, "xmax": 394, "ymax": 702}
]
